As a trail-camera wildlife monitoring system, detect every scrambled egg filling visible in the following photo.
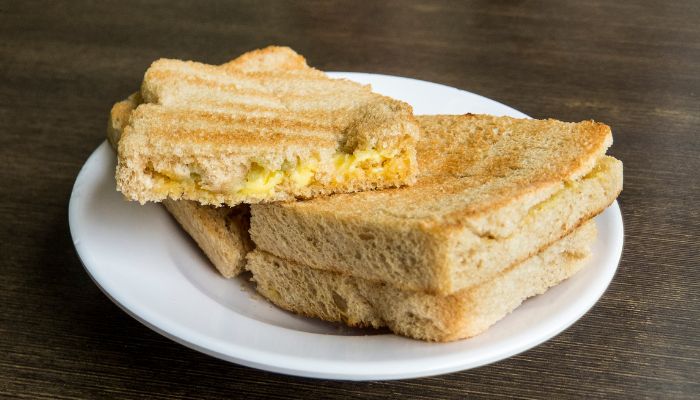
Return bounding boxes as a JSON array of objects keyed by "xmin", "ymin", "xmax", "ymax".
[
  {"xmin": 237, "ymin": 148, "xmax": 408, "ymax": 196},
  {"xmin": 237, "ymin": 164, "xmax": 285, "ymax": 196},
  {"xmin": 154, "ymin": 148, "xmax": 410, "ymax": 198}
]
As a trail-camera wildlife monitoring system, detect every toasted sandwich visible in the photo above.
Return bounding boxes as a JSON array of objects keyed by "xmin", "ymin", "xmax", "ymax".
[
  {"xmin": 115, "ymin": 46, "xmax": 420, "ymax": 206},
  {"xmin": 246, "ymin": 113, "xmax": 621, "ymax": 341},
  {"xmin": 250, "ymin": 114, "xmax": 623, "ymax": 295},
  {"xmin": 108, "ymin": 50, "xmax": 623, "ymax": 341},
  {"xmin": 247, "ymin": 220, "xmax": 596, "ymax": 342}
]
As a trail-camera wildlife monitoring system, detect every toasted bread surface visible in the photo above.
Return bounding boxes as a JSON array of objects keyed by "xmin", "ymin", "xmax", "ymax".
[
  {"xmin": 116, "ymin": 46, "xmax": 420, "ymax": 206},
  {"xmin": 251, "ymin": 114, "xmax": 622, "ymax": 294},
  {"xmin": 247, "ymin": 220, "xmax": 596, "ymax": 342}
]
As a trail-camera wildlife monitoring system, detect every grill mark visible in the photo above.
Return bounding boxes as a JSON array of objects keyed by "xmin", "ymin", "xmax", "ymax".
[
  {"xmin": 145, "ymin": 71, "xmax": 276, "ymax": 102},
  {"xmin": 134, "ymin": 105, "xmax": 340, "ymax": 135},
  {"xmin": 145, "ymin": 62, "xmax": 375, "ymax": 114},
  {"xmin": 130, "ymin": 106, "xmax": 342, "ymax": 144},
  {"xmin": 145, "ymin": 127, "xmax": 337, "ymax": 148},
  {"xmin": 147, "ymin": 61, "xmax": 266, "ymax": 90}
]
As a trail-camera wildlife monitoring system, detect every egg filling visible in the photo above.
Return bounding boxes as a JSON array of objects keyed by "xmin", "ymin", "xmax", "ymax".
[
  {"xmin": 150, "ymin": 147, "xmax": 411, "ymax": 199},
  {"xmin": 236, "ymin": 148, "xmax": 410, "ymax": 196}
]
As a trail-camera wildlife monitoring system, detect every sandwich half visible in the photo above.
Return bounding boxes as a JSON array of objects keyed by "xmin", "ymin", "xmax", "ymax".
[
  {"xmin": 247, "ymin": 220, "xmax": 597, "ymax": 342},
  {"xmin": 251, "ymin": 114, "xmax": 623, "ymax": 295},
  {"xmin": 115, "ymin": 46, "xmax": 420, "ymax": 206}
]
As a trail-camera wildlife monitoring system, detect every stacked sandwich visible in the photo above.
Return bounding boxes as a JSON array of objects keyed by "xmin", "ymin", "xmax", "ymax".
[{"xmin": 109, "ymin": 46, "xmax": 622, "ymax": 342}]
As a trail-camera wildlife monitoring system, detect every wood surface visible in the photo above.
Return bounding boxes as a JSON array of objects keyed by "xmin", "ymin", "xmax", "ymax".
[{"xmin": 1, "ymin": 1, "xmax": 698, "ymax": 398}]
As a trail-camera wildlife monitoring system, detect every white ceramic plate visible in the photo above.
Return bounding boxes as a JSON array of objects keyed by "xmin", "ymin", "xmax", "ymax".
[{"xmin": 69, "ymin": 73, "xmax": 623, "ymax": 381}]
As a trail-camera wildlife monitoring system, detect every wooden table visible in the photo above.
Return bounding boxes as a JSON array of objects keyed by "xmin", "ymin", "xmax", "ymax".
[{"xmin": 2, "ymin": 1, "xmax": 698, "ymax": 398}]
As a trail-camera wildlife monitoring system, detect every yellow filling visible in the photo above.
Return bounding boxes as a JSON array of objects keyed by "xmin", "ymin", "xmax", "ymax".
[
  {"xmin": 237, "ymin": 148, "xmax": 408, "ymax": 196},
  {"xmin": 154, "ymin": 148, "xmax": 410, "ymax": 198},
  {"xmin": 237, "ymin": 163, "xmax": 285, "ymax": 195}
]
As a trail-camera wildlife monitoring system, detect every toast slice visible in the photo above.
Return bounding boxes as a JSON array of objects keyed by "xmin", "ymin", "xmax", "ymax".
[
  {"xmin": 116, "ymin": 46, "xmax": 420, "ymax": 206},
  {"xmin": 247, "ymin": 220, "xmax": 597, "ymax": 342},
  {"xmin": 109, "ymin": 94, "xmax": 252, "ymax": 277},
  {"xmin": 251, "ymin": 114, "xmax": 623, "ymax": 295}
]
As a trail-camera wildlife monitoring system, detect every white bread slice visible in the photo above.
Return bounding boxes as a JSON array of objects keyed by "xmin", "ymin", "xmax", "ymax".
[
  {"xmin": 251, "ymin": 114, "xmax": 623, "ymax": 295},
  {"xmin": 116, "ymin": 46, "xmax": 420, "ymax": 206},
  {"xmin": 247, "ymin": 220, "xmax": 597, "ymax": 342}
]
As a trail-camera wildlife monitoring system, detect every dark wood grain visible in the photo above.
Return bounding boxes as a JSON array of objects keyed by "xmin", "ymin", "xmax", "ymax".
[{"xmin": 1, "ymin": 0, "xmax": 698, "ymax": 398}]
